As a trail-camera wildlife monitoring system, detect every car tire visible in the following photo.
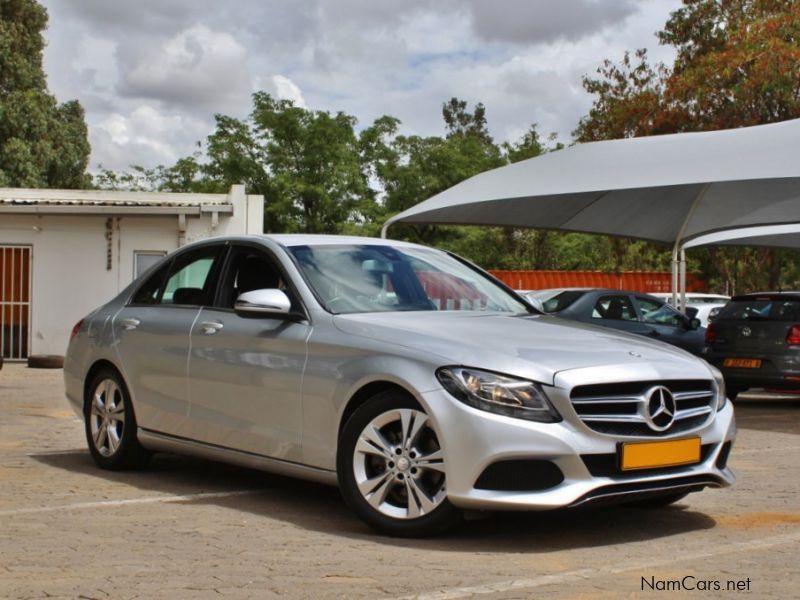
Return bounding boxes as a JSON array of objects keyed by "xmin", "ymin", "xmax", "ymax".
[
  {"xmin": 337, "ymin": 390, "xmax": 462, "ymax": 537},
  {"xmin": 629, "ymin": 491, "xmax": 690, "ymax": 508},
  {"xmin": 84, "ymin": 368, "xmax": 150, "ymax": 470}
]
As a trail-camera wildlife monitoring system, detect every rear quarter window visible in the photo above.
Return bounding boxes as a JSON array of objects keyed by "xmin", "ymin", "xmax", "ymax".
[{"xmin": 542, "ymin": 291, "xmax": 585, "ymax": 313}]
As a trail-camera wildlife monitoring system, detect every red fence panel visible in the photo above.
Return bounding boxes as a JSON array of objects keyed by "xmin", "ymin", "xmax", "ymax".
[{"xmin": 489, "ymin": 270, "xmax": 708, "ymax": 293}]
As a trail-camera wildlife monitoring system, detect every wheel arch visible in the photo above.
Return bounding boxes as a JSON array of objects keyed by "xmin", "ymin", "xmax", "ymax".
[
  {"xmin": 83, "ymin": 359, "xmax": 127, "ymax": 408},
  {"xmin": 337, "ymin": 379, "xmax": 421, "ymax": 442}
]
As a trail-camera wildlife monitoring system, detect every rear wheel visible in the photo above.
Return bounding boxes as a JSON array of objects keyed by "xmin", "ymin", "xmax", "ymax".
[
  {"xmin": 84, "ymin": 368, "xmax": 150, "ymax": 470},
  {"xmin": 337, "ymin": 391, "xmax": 461, "ymax": 537}
]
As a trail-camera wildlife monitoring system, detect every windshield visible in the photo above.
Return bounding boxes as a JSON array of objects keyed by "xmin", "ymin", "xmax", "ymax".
[
  {"xmin": 288, "ymin": 244, "xmax": 530, "ymax": 315},
  {"xmin": 717, "ymin": 297, "xmax": 800, "ymax": 321}
]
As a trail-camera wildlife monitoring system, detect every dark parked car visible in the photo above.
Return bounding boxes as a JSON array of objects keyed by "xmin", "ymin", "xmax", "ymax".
[
  {"xmin": 534, "ymin": 288, "xmax": 705, "ymax": 355},
  {"xmin": 704, "ymin": 292, "xmax": 800, "ymax": 399}
]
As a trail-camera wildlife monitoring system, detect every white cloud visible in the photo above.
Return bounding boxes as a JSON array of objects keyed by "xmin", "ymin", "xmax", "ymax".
[
  {"xmin": 93, "ymin": 106, "xmax": 208, "ymax": 170},
  {"xmin": 271, "ymin": 75, "xmax": 307, "ymax": 108},
  {"xmin": 119, "ymin": 25, "xmax": 252, "ymax": 113},
  {"xmin": 38, "ymin": 0, "xmax": 684, "ymax": 172}
]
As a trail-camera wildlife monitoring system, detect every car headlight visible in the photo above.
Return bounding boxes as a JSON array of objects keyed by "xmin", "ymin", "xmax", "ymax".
[
  {"xmin": 436, "ymin": 367, "xmax": 560, "ymax": 423},
  {"xmin": 709, "ymin": 365, "xmax": 727, "ymax": 411}
]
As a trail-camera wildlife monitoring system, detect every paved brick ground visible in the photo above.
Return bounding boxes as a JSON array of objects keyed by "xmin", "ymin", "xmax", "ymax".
[{"xmin": 0, "ymin": 363, "xmax": 798, "ymax": 599}]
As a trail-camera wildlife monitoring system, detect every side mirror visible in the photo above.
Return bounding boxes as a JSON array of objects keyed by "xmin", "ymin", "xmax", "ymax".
[
  {"xmin": 689, "ymin": 318, "xmax": 702, "ymax": 331},
  {"xmin": 234, "ymin": 289, "xmax": 291, "ymax": 318}
]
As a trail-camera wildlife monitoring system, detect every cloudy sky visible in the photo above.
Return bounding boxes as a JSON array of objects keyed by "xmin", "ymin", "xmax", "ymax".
[{"xmin": 38, "ymin": 0, "xmax": 683, "ymax": 172}]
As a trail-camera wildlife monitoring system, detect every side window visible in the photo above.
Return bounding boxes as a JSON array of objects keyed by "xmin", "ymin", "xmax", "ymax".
[
  {"xmin": 637, "ymin": 297, "xmax": 685, "ymax": 328},
  {"xmin": 216, "ymin": 246, "xmax": 289, "ymax": 310},
  {"xmin": 128, "ymin": 246, "xmax": 222, "ymax": 307},
  {"xmin": 592, "ymin": 295, "xmax": 637, "ymax": 321},
  {"xmin": 131, "ymin": 261, "xmax": 171, "ymax": 305}
]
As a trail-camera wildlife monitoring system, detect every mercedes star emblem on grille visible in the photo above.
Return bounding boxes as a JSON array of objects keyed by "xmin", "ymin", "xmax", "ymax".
[{"xmin": 644, "ymin": 385, "xmax": 676, "ymax": 431}]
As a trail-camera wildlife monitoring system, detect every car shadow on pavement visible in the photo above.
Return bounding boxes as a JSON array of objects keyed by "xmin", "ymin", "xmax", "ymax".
[{"xmin": 32, "ymin": 450, "xmax": 717, "ymax": 552}]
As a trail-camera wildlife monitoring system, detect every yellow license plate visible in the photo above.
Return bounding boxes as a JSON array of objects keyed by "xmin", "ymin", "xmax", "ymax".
[
  {"xmin": 620, "ymin": 437, "xmax": 701, "ymax": 471},
  {"xmin": 723, "ymin": 358, "xmax": 762, "ymax": 369}
]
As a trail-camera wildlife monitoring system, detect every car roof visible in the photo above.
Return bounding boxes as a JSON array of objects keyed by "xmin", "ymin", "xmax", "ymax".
[
  {"xmin": 732, "ymin": 292, "xmax": 800, "ymax": 301},
  {"xmin": 265, "ymin": 234, "xmax": 422, "ymax": 248}
]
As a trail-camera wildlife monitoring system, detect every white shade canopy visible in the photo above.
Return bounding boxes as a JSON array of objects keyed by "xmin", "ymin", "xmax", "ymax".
[
  {"xmin": 382, "ymin": 119, "xmax": 800, "ymax": 247},
  {"xmin": 682, "ymin": 224, "xmax": 800, "ymax": 250}
]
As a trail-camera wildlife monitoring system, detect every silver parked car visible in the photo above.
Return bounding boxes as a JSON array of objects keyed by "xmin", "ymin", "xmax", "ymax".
[{"xmin": 64, "ymin": 235, "xmax": 736, "ymax": 536}]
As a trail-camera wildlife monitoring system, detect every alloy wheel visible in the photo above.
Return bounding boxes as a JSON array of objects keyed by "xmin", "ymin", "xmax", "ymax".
[
  {"xmin": 89, "ymin": 378, "xmax": 126, "ymax": 457},
  {"xmin": 352, "ymin": 408, "xmax": 446, "ymax": 519}
]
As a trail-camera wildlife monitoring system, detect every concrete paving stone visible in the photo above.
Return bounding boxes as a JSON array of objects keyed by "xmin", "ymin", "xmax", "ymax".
[{"xmin": 1, "ymin": 363, "xmax": 799, "ymax": 599}]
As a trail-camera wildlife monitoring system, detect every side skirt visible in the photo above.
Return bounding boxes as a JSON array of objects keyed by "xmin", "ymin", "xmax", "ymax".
[{"xmin": 138, "ymin": 428, "xmax": 338, "ymax": 487}]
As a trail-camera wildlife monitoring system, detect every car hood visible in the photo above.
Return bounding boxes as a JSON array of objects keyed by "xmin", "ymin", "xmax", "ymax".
[{"xmin": 333, "ymin": 311, "xmax": 711, "ymax": 386}]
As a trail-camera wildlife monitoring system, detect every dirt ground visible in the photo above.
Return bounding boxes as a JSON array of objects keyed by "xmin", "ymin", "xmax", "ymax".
[{"xmin": 1, "ymin": 363, "xmax": 798, "ymax": 599}]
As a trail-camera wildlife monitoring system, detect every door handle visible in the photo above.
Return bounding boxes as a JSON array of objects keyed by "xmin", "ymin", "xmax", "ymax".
[
  {"xmin": 120, "ymin": 318, "xmax": 140, "ymax": 331},
  {"xmin": 200, "ymin": 321, "xmax": 224, "ymax": 335}
]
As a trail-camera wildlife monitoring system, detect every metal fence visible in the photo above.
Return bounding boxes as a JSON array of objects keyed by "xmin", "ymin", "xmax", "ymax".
[{"xmin": 1, "ymin": 246, "xmax": 32, "ymax": 360}]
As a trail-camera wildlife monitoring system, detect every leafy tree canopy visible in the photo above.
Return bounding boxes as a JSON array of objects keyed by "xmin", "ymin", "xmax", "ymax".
[{"xmin": 0, "ymin": 0, "xmax": 90, "ymax": 188}]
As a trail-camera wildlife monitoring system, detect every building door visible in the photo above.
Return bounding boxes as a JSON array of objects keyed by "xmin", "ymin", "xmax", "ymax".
[{"xmin": 0, "ymin": 246, "xmax": 32, "ymax": 360}]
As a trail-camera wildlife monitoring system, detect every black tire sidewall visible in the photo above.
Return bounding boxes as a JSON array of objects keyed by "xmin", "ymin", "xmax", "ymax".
[{"xmin": 337, "ymin": 390, "xmax": 461, "ymax": 537}]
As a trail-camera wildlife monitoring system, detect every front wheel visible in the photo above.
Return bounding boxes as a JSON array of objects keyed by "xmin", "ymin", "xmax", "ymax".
[
  {"xmin": 84, "ymin": 368, "xmax": 150, "ymax": 470},
  {"xmin": 337, "ymin": 391, "xmax": 462, "ymax": 537}
]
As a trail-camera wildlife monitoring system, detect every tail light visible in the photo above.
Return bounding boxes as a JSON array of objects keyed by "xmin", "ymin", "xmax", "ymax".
[
  {"xmin": 786, "ymin": 325, "xmax": 800, "ymax": 346},
  {"xmin": 70, "ymin": 319, "xmax": 85, "ymax": 342},
  {"xmin": 705, "ymin": 322, "xmax": 717, "ymax": 344}
]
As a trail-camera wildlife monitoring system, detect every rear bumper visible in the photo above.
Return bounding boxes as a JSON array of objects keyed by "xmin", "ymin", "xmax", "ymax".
[{"xmin": 705, "ymin": 351, "xmax": 800, "ymax": 390}]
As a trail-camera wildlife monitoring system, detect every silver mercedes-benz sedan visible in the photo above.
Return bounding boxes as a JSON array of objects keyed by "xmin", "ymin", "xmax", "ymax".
[{"xmin": 64, "ymin": 234, "xmax": 735, "ymax": 536}]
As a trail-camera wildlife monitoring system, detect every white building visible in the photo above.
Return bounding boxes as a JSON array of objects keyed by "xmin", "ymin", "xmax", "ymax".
[{"xmin": 0, "ymin": 185, "xmax": 263, "ymax": 360}]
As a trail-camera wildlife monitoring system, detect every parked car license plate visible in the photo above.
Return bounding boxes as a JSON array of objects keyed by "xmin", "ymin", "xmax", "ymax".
[
  {"xmin": 620, "ymin": 437, "xmax": 701, "ymax": 471},
  {"xmin": 723, "ymin": 358, "xmax": 762, "ymax": 368}
]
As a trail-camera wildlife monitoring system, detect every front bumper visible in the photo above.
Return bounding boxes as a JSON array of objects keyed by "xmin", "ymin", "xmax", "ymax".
[{"xmin": 422, "ymin": 386, "xmax": 736, "ymax": 511}]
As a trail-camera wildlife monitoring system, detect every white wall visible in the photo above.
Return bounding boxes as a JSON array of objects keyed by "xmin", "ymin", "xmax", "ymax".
[{"xmin": 0, "ymin": 186, "xmax": 264, "ymax": 357}]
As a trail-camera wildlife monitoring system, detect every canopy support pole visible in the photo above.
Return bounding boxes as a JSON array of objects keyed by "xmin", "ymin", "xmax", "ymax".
[
  {"xmin": 672, "ymin": 183, "xmax": 711, "ymax": 313},
  {"xmin": 680, "ymin": 247, "xmax": 687, "ymax": 310}
]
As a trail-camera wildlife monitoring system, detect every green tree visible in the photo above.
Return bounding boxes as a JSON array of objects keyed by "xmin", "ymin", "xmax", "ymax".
[
  {"xmin": 0, "ymin": 0, "xmax": 90, "ymax": 188},
  {"xmin": 574, "ymin": 0, "xmax": 800, "ymax": 290}
]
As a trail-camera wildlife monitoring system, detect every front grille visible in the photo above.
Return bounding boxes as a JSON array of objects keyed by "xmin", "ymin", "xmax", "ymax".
[{"xmin": 570, "ymin": 380, "xmax": 715, "ymax": 437}]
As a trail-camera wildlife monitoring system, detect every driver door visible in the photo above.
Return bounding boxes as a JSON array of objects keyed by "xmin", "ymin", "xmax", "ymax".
[{"xmin": 186, "ymin": 244, "xmax": 310, "ymax": 461}]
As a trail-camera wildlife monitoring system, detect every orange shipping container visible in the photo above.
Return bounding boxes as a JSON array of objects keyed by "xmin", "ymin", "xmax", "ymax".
[{"xmin": 488, "ymin": 270, "xmax": 707, "ymax": 294}]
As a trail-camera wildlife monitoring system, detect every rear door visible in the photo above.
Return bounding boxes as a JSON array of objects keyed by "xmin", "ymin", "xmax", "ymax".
[
  {"xmin": 587, "ymin": 294, "xmax": 652, "ymax": 336},
  {"xmin": 113, "ymin": 244, "xmax": 226, "ymax": 438}
]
